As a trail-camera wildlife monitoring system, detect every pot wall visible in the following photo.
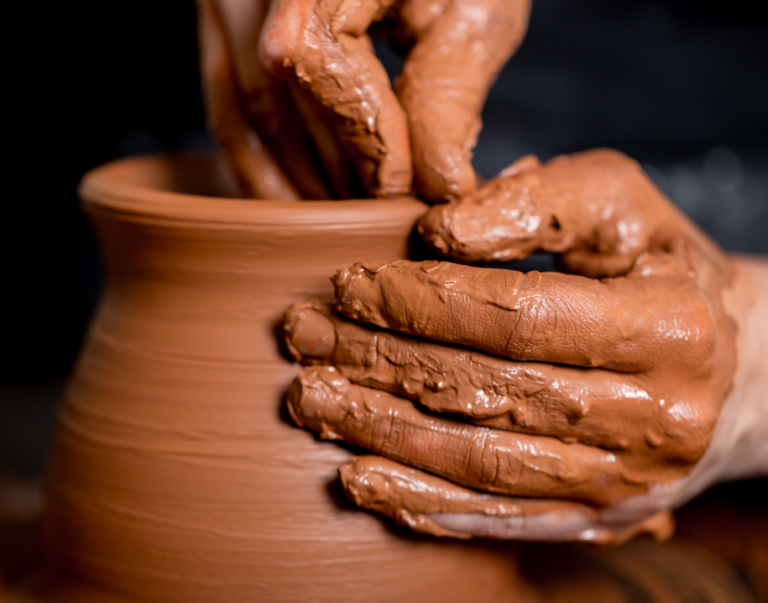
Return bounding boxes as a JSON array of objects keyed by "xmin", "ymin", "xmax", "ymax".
[{"xmin": 39, "ymin": 155, "xmax": 525, "ymax": 603}]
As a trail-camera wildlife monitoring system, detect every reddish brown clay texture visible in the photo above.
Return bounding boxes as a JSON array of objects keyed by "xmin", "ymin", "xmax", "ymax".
[
  {"xmin": 35, "ymin": 155, "xmax": 550, "ymax": 602},
  {"xmin": 283, "ymin": 149, "xmax": 745, "ymax": 542},
  {"xmin": 200, "ymin": 0, "xmax": 531, "ymax": 202}
]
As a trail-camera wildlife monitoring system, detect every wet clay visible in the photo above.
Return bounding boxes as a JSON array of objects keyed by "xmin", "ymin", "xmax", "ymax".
[
  {"xmin": 17, "ymin": 152, "xmax": 762, "ymax": 601},
  {"xmin": 287, "ymin": 364, "xmax": 674, "ymax": 541},
  {"xmin": 339, "ymin": 455, "xmax": 673, "ymax": 544},
  {"xmin": 418, "ymin": 149, "xmax": 725, "ymax": 276},
  {"xmin": 287, "ymin": 364, "xmax": 644, "ymax": 505},
  {"xmin": 393, "ymin": 0, "xmax": 531, "ymax": 202},
  {"xmin": 197, "ymin": 0, "xmax": 335, "ymax": 200},
  {"xmin": 282, "ymin": 149, "xmax": 741, "ymax": 534},
  {"xmin": 197, "ymin": 0, "xmax": 302, "ymax": 200},
  {"xmin": 284, "ymin": 299, "xmax": 692, "ymax": 455},
  {"xmin": 35, "ymin": 154, "xmax": 544, "ymax": 603},
  {"xmin": 260, "ymin": 0, "xmax": 413, "ymax": 198},
  {"xmin": 322, "ymin": 257, "xmax": 734, "ymax": 492},
  {"xmin": 201, "ymin": 0, "xmax": 529, "ymax": 202}
]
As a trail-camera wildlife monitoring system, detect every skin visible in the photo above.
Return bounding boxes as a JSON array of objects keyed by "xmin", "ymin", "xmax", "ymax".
[
  {"xmin": 283, "ymin": 149, "xmax": 768, "ymax": 542},
  {"xmin": 196, "ymin": 0, "xmax": 334, "ymax": 199},
  {"xmin": 197, "ymin": 0, "xmax": 530, "ymax": 201}
]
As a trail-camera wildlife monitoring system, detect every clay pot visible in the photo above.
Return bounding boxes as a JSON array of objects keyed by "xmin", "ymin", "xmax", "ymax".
[{"xmin": 38, "ymin": 154, "xmax": 527, "ymax": 602}]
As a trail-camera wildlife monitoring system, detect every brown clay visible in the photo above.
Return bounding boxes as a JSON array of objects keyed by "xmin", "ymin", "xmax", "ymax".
[
  {"xmin": 339, "ymin": 456, "xmax": 673, "ymax": 544},
  {"xmin": 197, "ymin": 0, "xmax": 301, "ymax": 200},
  {"xmin": 201, "ymin": 0, "xmax": 530, "ymax": 202},
  {"xmin": 417, "ymin": 149, "xmax": 725, "ymax": 275},
  {"xmin": 35, "ymin": 153, "xmax": 542, "ymax": 603},
  {"xmin": 197, "ymin": 0, "xmax": 334, "ymax": 200},
  {"xmin": 394, "ymin": 0, "xmax": 531, "ymax": 202},
  {"xmin": 5, "ymin": 152, "xmax": 758, "ymax": 601},
  {"xmin": 282, "ymin": 149, "xmax": 753, "ymax": 542},
  {"xmin": 260, "ymin": 0, "xmax": 413, "ymax": 198}
]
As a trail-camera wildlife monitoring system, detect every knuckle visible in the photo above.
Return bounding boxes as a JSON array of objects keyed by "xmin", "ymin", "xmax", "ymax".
[
  {"xmin": 669, "ymin": 285, "xmax": 717, "ymax": 369},
  {"xmin": 656, "ymin": 396, "xmax": 719, "ymax": 465}
]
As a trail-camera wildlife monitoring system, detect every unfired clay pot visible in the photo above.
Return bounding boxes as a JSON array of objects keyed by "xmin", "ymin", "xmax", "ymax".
[{"xmin": 38, "ymin": 154, "xmax": 528, "ymax": 602}]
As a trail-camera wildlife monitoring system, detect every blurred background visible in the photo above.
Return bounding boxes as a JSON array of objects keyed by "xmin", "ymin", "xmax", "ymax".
[{"xmin": 2, "ymin": 0, "xmax": 767, "ymax": 480}]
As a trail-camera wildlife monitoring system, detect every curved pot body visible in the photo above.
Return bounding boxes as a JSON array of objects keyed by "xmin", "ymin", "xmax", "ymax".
[{"xmin": 39, "ymin": 154, "xmax": 525, "ymax": 602}]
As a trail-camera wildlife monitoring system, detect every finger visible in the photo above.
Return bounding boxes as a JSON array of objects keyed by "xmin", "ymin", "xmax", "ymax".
[
  {"xmin": 341, "ymin": 455, "xmax": 598, "ymax": 540},
  {"xmin": 287, "ymin": 367, "xmax": 646, "ymax": 505},
  {"xmin": 418, "ymin": 149, "xmax": 676, "ymax": 277},
  {"xmin": 196, "ymin": 0, "xmax": 300, "ymax": 200},
  {"xmin": 289, "ymin": 84, "xmax": 362, "ymax": 199},
  {"xmin": 283, "ymin": 300, "xmax": 656, "ymax": 453},
  {"xmin": 341, "ymin": 456, "xmax": 673, "ymax": 544},
  {"xmin": 395, "ymin": 0, "xmax": 531, "ymax": 202},
  {"xmin": 260, "ymin": 0, "xmax": 413, "ymax": 198},
  {"xmin": 332, "ymin": 260, "xmax": 711, "ymax": 372},
  {"xmin": 212, "ymin": 0, "xmax": 333, "ymax": 199}
]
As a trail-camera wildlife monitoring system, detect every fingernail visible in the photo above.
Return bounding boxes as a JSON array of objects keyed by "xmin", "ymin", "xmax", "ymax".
[{"xmin": 286, "ymin": 368, "xmax": 347, "ymax": 441}]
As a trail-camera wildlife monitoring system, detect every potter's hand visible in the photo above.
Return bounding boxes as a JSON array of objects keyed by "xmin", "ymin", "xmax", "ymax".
[
  {"xmin": 197, "ymin": 0, "xmax": 530, "ymax": 201},
  {"xmin": 283, "ymin": 149, "xmax": 768, "ymax": 544}
]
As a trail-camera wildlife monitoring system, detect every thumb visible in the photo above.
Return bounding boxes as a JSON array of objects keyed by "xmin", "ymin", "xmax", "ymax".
[
  {"xmin": 340, "ymin": 456, "xmax": 673, "ymax": 544},
  {"xmin": 417, "ymin": 149, "xmax": 673, "ymax": 278}
]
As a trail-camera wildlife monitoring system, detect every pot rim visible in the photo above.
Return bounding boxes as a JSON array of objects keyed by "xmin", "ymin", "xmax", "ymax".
[{"xmin": 78, "ymin": 152, "xmax": 427, "ymax": 229}]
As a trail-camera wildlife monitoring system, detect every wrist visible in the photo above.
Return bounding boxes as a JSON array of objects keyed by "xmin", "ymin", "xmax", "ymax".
[{"xmin": 719, "ymin": 254, "xmax": 768, "ymax": 479}]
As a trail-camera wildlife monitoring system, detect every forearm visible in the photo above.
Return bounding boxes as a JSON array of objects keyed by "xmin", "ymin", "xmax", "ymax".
[{"xmin": 719, "ymin": 254, "xmax": 768, "ymax": 479}]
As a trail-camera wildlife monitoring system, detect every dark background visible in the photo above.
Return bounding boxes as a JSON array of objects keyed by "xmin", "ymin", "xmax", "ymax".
[{"xmin": 2, "ymin": 0, "xmax": 767, "ymax": 476}]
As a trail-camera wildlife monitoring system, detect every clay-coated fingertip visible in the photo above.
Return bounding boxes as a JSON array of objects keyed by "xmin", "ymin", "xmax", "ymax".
[
  {"xmin": 330, "ymin": 267, "xmax": 353, "ymax": 299},
  {"xmin": 283, "ymin": 301, "xmax": 336, "ymax": 362},
  {"xmin": 339, "ymin": 457, "xmax": 396, "ymax": 516},
  {"xmin": 338, "ymin": 460, "xmax": 367, "ymax": 508},
  {"xmin": 331, "ymin": 263, "xmax": 389, "ymax": 323},
  {"xmin": 286, "ymin": 367, "xmax": 348, "ymax": 441},
  {"xmin": 285, "ymin": 377, "xmax": 305, "ymax": 428},
  {"xmin": 414, "ymin": 153, "xmax": 477, "ymax": 206},
  {"xmin": 416, "ymin": 207, "xmax": 451, "ymax": 256}
]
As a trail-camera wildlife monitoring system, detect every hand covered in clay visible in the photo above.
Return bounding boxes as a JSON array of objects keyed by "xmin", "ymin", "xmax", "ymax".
[
  {"xmin": 283, "ymin": 149, "xmax": 768, "ymax": 544},
  {"xmin": 196, "ymin": 0, "xmax": 530, "ymax": 201}
]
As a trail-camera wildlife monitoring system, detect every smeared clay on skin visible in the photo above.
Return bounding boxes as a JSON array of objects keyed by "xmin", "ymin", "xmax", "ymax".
[
  {"xmin": 288, "ymin": 365, "xmax": 648, "ymax": 506},
  {"xmin": 285, "ymin": 300, "xmax": 709, "ymax": 462},
  {"xmin": 395, "ymin": 0, "xmax": 531, "ymax": 202},
  {"xmin": 260, "ymin": 0, "xmax": 413, "ymax": 197},
  {"xmin": 285, "ymin": 301, "xmax": 684, "ymax": 457},
  {"xmin": 325, "ymin": 252, "xmax": 736, "ymax": 479},
  {"xmin": 279, "ymin": 147, "xmax": 761, "ymax": 542},
  {"xmin": 339, "ymin": 456, "xmax": 674, "ymax": 544},
  {"xmin": 205, "ymin": 0, "xmax": 532, "ymax": 202},
  {"xmin": 196, "ymin": 0, "xmax": 302, "ymax": 200},
  {"xmin": 332, "ymin": 259, "xmax": 717, "ymax": 373},
  {"xmin": 418, "ymin": 149, "xmax": 725, "ymax": 276},
  {"xmin": 197, "ymin": 0, "xmax": 339, "ymax": 200}
]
